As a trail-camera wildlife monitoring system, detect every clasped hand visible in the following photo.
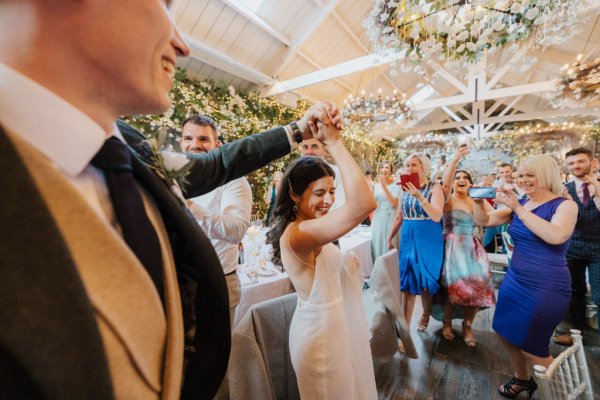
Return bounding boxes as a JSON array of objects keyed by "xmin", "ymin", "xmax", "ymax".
[{"xmin": 298, "ymin": 101, "xmax": 343, "ymax": 145}]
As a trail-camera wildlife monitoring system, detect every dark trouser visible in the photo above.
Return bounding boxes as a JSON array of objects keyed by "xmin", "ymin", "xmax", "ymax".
[{"xmin": 567, "ymin": 257, "xmax": 600, "ymax": 330}]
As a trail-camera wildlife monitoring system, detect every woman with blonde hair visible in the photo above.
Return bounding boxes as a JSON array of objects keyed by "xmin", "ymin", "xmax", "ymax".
[
  {"xmin": 473, "ymin": 154, "xmax": 578, "ymax": 398},
  {"xmin": 388, "ymin": 153, "xmax": 444, "ymax": 339}
]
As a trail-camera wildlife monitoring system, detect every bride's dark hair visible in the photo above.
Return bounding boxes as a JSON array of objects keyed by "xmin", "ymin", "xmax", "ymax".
[{"xmin": 266, "ymin": 156, "xmax": 335, "ymax": 267}]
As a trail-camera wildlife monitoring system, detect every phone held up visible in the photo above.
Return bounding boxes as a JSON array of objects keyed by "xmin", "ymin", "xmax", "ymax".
[
  {"xmin": 468, "ymin": 187, "xmax": 496, "ymax": 199},
  {"xmin": 398, "ymin": 172, "xmax": 420, "ymax": 190}
]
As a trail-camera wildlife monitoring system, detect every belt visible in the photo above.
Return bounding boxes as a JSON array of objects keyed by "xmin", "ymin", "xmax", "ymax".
[{"xmin": 225, "ymin": 270, "xmax": 237, "ymax": 276}]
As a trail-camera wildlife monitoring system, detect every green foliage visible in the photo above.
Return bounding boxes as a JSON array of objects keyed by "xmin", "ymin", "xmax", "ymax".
[{"xmin": 124, "ymin": 68, "xmax": 389, "ymax": 217}]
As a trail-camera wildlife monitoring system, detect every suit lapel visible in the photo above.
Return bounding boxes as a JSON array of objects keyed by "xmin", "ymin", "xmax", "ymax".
[{"xmin": 0, "ymin": 126, "xmax": 114, "ymax": 398}]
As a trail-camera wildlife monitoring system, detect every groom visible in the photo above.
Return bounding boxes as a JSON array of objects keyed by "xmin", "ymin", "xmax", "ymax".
[{"xmin": 0, "ymin": 1, "xmax": 340, "ymax": 399}]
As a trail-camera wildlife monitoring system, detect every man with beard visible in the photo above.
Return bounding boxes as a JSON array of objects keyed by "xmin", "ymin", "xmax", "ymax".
[{"xmin": 555, "ymin": 147, "xmax": 600, "ymax": 345}]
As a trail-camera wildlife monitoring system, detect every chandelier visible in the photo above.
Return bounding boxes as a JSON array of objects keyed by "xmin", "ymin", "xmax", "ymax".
[
  {"xmin": 551, "ymin": 54, "xmax": 600, "ymax": 107},
  {"xmin": 365, "ymin": 0, "xmax": 590, "ymax": 75},
  {"xmin": 342, "ymin": 88, "xmax": 416, "ymax": 128}
]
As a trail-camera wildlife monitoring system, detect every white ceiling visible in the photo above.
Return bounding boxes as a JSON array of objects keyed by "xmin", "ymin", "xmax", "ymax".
[{"xmin": 171, "ymin": 0, "xmax": 600, "ymax": 137}]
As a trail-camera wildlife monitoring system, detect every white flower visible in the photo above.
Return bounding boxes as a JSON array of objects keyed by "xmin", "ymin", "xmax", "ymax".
[
  {"xmin": 456, "ymin": 44, "xmax": 466, "ymax": 52},
  {"xmin": 380, "ymin": 12, "xmax": 389, "ymax": 22},
  {"xmin": 466, "ymin": 42, "xmax": 478, "ymax": 52},
  {"xmin": 161, "ymin": 151, "xmax": 190, "ymax": 172},
  {"xmin": 510, "ymin": 2, "xmax": 523, "ymax": 13},
  {"xmin": 537, "ymin": 0, "xmax": 549, "ymax": 6},
  {"xmin": 493, "ymin": 19, "xmax": 505, "ymax": 31},
  {"xmin": 456, "ymin": 30, "xmax": 469, "ymax": 41},
  {"xmin": 525, "ymin": 7, "xmax": 539, "ymax": 20}
]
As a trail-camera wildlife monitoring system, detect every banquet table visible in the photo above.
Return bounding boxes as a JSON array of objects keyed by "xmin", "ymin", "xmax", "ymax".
[{"xmin": 233, "ymin": 226, "xmax": 372, "ymax": 326}]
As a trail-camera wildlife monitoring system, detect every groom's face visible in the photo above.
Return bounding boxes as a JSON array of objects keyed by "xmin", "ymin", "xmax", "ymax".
[{"xmin": 74, "ymin": 0, "xmax": 190, "ymax": 115}]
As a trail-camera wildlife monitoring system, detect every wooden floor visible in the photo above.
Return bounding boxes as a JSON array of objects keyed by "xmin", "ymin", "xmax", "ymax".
[{"xmin": 374, "ymin": 294, "xmax": 600, "ymax": 400}]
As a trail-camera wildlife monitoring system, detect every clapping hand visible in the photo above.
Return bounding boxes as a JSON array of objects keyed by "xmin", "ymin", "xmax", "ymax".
[
  {"xmin": 495, "ymin": 187, "xmax": 520, "ymax": 210},
  {"xmin": 583, "ymin": 173, "xmax": 600, "ymax": 196},
  {"xmin": 378, "ymin": 174, "xmax": 387, "ymax": 186}
]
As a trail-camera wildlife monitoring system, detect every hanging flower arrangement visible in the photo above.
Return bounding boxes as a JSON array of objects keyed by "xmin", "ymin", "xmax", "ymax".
[{"xmin": 365, "ymin": 0, "xmax": 589, "ymax": 74}]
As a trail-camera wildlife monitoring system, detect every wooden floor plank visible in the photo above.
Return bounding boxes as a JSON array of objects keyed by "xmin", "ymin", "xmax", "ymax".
[{"xmin": 373, "ymin": 295, "xmax": 600, "ymax": 399}]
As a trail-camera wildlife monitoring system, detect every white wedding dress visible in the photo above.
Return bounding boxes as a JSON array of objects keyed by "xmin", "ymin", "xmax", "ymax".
[{"xmin": 288, "ymin": 243, "xmax": 377, "ymax": 399}]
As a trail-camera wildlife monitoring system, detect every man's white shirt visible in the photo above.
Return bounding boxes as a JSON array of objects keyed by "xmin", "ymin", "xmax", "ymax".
[
  {"xmin": 328, "ymin": 163, "xmax": 345, "ymax": 210},
  {"xmin": 188, "ymin": 178, "xmax": 252, "ymax": 274}
]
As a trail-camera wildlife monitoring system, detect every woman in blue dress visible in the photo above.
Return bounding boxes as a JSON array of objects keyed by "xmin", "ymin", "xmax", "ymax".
[
  {"xmin": 388, "ymin": 153, "xmax": 444, "ymax": 337},
  {"xmin": 371, "ymin": 160, "xmax": 401, "ymax": 261},
  {"xmin": 474, "ymin": 154, "xmax": 578, "ymax": 398}
]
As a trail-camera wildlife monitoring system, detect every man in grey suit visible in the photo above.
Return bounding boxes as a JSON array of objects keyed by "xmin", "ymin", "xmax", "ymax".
[{"xmin": 0, "ymin": 0, "xmax": 340, "ymax": 399}]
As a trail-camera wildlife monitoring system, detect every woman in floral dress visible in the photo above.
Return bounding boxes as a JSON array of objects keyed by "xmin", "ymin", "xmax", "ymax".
[{"xmin": 433, "ymin": 146, "xmax": 495, "ymax": 346}]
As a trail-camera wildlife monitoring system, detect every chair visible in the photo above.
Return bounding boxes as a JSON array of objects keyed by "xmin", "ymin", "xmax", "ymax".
[
  {"xmin": 363, "ymin": 249, "xmax": 418, "ymax": 359},
  {"xmin": 533, "ymin": 329, "xmax": 594, "ymax": 400},
  {"xmin": 229, "ymin": 293, "xmax": 300, "ymax": 400}
]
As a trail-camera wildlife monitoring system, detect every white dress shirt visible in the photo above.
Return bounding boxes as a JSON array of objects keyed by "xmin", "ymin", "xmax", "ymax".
[
  {"xmin": 188, "ymin": 178, "xmax": 252, "ymax": 274},
  {"xmin": 0, "ymin": 63, "xmax": 120, "ymax": 226},
  {"xmin": 328, "ymin": 163, "xmax": 346, "ymax": 210},
  {"xmin": 572, "ymin": 176, "xmax": 600, "ymax": 210}
]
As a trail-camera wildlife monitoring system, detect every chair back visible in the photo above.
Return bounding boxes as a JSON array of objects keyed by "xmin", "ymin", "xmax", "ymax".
[
  {"xmin": 230, "ymin": 293, "xmax": 300, "ymax": 400},
  {"xmin": 533, "ymin": 329, "xmax": 594, "ymax": 400}
]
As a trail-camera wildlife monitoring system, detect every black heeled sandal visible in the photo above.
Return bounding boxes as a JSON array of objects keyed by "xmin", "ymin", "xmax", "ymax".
[{"xmin": 497, "ymin": 376, "xmax": 537, "ymax": 399}]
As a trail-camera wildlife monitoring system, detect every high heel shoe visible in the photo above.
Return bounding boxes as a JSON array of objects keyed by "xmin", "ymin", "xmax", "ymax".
[
  {"xmin": 462, "ymin": 321, "xmax": 475, "ymax": 347},
  {"xmin": 442, "ymin": 319, "xmax": 455, "ymax": 340},
  {"xmin": 497, "ymin": 376, "xmax": 537, "ymax": 398},
  {"xmin": 417, "ymin": 313, "xmax": 430, "ymax": 332}
]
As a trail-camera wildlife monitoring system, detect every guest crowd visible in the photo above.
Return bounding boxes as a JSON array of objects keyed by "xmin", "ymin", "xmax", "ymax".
[{"xmin": 1, "ymin": 1, "xmax": 599, "ymax": 400}]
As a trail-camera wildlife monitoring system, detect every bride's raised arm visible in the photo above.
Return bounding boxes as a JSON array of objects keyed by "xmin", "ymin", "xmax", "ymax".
[{"xmin": 289, "ymin": 110, "xmax": 376, "ymax": 254}]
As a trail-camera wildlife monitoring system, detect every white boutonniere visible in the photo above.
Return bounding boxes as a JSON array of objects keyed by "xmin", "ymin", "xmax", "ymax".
[{"xmin": 145, "ymin": 127, "xmax": 195, "ymax": 204}]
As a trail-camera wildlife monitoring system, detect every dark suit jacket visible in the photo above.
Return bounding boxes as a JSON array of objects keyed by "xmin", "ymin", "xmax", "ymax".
[{"xmin": 0, "ymin": 121, "xmax": 291, "ymax": 399}]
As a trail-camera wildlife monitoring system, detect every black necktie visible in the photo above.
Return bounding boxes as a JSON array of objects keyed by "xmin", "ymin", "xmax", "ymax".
[{"xmin": 91, "ymin": 137, "xmax": 164, "ymax": 305}]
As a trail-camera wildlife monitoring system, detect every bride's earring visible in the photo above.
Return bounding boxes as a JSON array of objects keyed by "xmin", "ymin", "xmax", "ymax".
[{"xmin": 293, "ymin": 204, "xmax": 298, "ymax": 211}]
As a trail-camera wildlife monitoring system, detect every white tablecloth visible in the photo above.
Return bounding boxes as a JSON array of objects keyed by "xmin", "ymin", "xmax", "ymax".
[{"xmin": 234, "ymin": 227, "xmax": 372, "ymax": 326}]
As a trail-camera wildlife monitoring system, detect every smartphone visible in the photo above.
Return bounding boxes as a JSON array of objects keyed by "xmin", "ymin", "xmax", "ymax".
[
  {"xmin": 468, "ymin": 187, "xmax": 496, "ymax": 199},
  {"xmin": 398, "ymin": 173, "xmax": 420, "ymax": 190}
]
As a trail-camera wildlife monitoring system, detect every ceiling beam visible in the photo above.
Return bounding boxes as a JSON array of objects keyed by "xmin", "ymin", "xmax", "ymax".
[
  {"xmin": 183, "ymin": 34, "xmax": 276, "ymax": 85},
  {"xmin": 271, "ymin": 0, "xmax": 341, "ymax": 77},
  {"xmin": 391, "ymin": 107, "xmax": 600, "ymax": 135},
  {"xmin": 220, "ymin": 0, "xmax": 291, "ymax": 46},
  {"xmin": 266, "ymin": 52, "xmax": 397, "ymax": 95},
  {"xmin": 326, "ymin": 8, "xmax": 400, "ymax": 92},
  {"xmin": 296, "ymin": 50, "xmax": 353, "ymax": 92}
]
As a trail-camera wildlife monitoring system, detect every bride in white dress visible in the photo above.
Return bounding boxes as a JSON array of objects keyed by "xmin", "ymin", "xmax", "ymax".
[{"xmin": 266, "ymin": 108, "xmax": 378, "ymax": 399}]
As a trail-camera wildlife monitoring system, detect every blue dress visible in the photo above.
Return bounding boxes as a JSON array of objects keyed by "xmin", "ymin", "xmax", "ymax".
[
  {"xmin": 371, "ymin": 181, "xmax": 401, "ymax": 261},
  {"xmin": 399, "ymin": 183, "xmax": 444, "ymax": 295},
  {"xmin": 492, "ymin": 197, "xmax": 571, "ymax": 358}
]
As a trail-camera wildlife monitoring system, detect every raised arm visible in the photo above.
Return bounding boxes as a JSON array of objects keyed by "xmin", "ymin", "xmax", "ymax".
[
  {"xmin": 442, "ymin": 146, "xmax": 470, "ymax": 201},
  {"xmin": 496, "ymin": 188, "xmax": 578, "ymax": 245},
  {"xmin": 472, "ymin": 197, "xmax": 512, "ymax": 227},
  {"xmin": 290, "ymin": 109, "xmax": 377, "ymax": 253}
]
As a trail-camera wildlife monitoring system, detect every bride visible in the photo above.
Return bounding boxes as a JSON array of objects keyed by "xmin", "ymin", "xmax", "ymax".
[{"xmin": 266, "ymin": 108, "xmax": 378, "ymax": 399}]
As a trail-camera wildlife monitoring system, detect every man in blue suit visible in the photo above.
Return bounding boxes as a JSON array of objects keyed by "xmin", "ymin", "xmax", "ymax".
[{"xmin": 0, "ymin": 0, "xmax": 340, "ymax": 398}]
